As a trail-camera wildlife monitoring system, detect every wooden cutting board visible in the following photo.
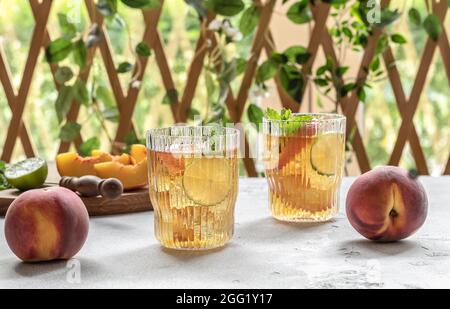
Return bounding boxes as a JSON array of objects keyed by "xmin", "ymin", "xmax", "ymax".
[{"xmin": 0, "ymin": 163, "xmax": 152, "ymax": 217}]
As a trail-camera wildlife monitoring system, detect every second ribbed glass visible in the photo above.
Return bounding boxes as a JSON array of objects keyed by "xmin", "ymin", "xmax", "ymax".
[{"xmin": 263, "ymin": 113, "xmax": 346, "ymax": 222}]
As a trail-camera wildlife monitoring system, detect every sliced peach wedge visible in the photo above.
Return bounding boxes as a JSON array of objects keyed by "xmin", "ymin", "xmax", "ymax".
[
  {"xmin": 130, "ymin": 144, "xmax": 147, "ymax": 163},
  {"xmin": 56, "ymin": 151, "xmax": 113, "ymax": 177},
  {"xmin": 94, "ymin": 144, "xmax": 148, "ymax": 190},
  {"xmin": 56, "ymin": 145, "xmax": 148, "ymax": 190},
  {"xmin": 94, "ymin": 160, "xmax": 148, "ymax": 190}
]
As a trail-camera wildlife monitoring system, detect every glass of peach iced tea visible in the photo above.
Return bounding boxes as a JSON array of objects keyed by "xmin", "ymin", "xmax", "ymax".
[
  {"xmin": 263, "ymin": 109, "xmax": 346, "ymax": 222},
  {"xmin": 147, "ymin": 126, "xmax": 239, "ymax": 250}
]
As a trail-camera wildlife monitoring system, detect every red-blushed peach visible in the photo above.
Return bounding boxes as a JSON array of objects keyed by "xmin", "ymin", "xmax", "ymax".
[
  {"xmin": 4, "ymin": 187, "xmax": 89, "ymax": 262},
  {"xmin": 346, "ymin": 166, "xmax": 428, "ymax": 242}
]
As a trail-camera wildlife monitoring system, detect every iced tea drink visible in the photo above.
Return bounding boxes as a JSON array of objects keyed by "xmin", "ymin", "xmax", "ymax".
[
  {"xmin": 147, "ymin": 126, "xmax": 239, "ymax": 250},
  {"xmin": 263, "ymin": 111, "xmax": 346, "ymax": 222}
]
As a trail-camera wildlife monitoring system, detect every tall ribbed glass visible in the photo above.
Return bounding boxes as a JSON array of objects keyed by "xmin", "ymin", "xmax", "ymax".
[
  {"xmin": 147, "ymin": 126, "xmax": 239, "ymax": 250},
  {"xmin": 263, "ymin": 114, "xmax": 346, "ymax": 222}
]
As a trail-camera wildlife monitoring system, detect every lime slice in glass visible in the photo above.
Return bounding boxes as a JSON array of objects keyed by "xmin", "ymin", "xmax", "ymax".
[
  {"xmin": 182, "ymin": 158, "xmax": 231, "ymax": 206},
  {"xmin": 310, "ymin": 133, "xmax": 343, "ymax": 176},
  {"xmin": 4, "ymin": 158, "xmax": 48, "ymax": 191}
]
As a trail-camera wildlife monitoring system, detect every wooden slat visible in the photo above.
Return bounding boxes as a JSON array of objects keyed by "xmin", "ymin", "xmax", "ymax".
[
  {"xmin": 235, "ymin": 0, "xmax": 276, "ymax": 119},
  {"xmin": 178, "ymin": 14, "xmax": 214, "ymax": 123},
  {"xmin": 1, "ymin": 0, "xmax": 51, "ymax": 161},
  {"xmin": 207, "ymin": 20, "xmax": 258, "ymax": 176},
  {"xmin": 320, "ymin": 27, "xmax": 371, "ymax": 172},
  {"xmin": 29, "ymin": 0, "xmax": 86, "ymax": 153},
  {"xmin": 153, "ymin": 34, "xmax": 181, "ymax": 123},
  {"xmin": 114, "ymin": 6, "xmax": 163, "ymax": 143},
  {"xmin": 438, "ymin": 29, "xmax": 450, "ymax": 174},
  {"xmin": 0, "ymin": 48, "xmax": 35, "ymax": 157},
  {"xmin": 389, "ymin": 0, "xmax": 447, "ymax": 167},
  {"xmin": 383, "ymin": 48, "xmax": 429, "ymax": 174},
  {"xmin": 296, "ymin": 2, "xmax": 331, "ymax": 111},
  {"xmin": 341, "ymin": 0, "xmax": 391, "ymax": 141},
  {"xmin": 263, "ymin": 31, "xmax": 299, "ymax": 111}
]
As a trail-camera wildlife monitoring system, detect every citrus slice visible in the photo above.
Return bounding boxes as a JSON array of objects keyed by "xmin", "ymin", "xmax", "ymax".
[
  {"xmin": 4, "ymin": 158, "xmax": 48, "ymax": 191},
  {"xmin": 182, "ymin": 158, "xmax": 232, "ymax": 206},
  {"xmin": 310, "ymin": 133, "xmax": 344, "ymax": 176}
]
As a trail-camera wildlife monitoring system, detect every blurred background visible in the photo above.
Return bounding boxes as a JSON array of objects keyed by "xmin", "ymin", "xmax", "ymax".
[{"xmin": 0, "ymin": 0, "xmax": 449, "ymax": 176}]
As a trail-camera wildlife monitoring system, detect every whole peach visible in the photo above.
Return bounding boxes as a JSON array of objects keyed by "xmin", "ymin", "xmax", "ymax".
[
  {"xmin": 4, "ymin": 187, "xmax": 89, "ymax": 262},
  {"xmin": 346, "ymin": 166, "xmax": 428, "ymax": 242}
]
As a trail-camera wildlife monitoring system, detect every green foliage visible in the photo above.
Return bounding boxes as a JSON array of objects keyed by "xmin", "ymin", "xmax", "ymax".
[
  {"xmin": 57, "ymin": 13, "xmax": 77, "ymax": 38},
  {"xmin": 73, "ymin": 78, "xmax": 90, "ymax": 106},
  {"xmin": 283, "ymin": 46, "xmax": 310, "ymax": 65},
  {"xmin": 423, "ymin": 14, "xmax": 442, "ymax": 41},
  {"xmin": 117, "ymin": 61, "xmax": 134, "ymax": 73},
  {"xmin": 408, "ymin": 8, "xmax": 421, "ymax": 27},
  {"xmin": 162, "ymin": 89, "xmax": 179, "ymax": 105},
  {"xmin": 256, "ymin": 58, "xmax": 278, "ymax": 84},
  {"xmin": 55, "ymin": 85, "xmax": 75, "ymax": 123},
  {"xmin": 188, "ymin": 108, "xmax": 201, "ymax": 120},
  {"xmin": 73, "ymin": 39, "xmax": 88, "ymax": 69},
  {"xmin": 247, "ymin": 104, "xmax": 264, "ymax": 130},
  {"xmin": 204, "ymin": 0, "xmax": 245, "ymax": 16},
  {"xmin": 286, "ymin": 0, "xmax": 312, "ymax": 24},
  {"xmin": 391, "ymin": 33, "xmax": 407, "ymax": 44},
  {"xmin": 80, "ymin": 137, "xmax": 101, "ymax": 157},
  {"xmin": 239, "ymin": 5, "xmax": 260, "ymax": 36},
  {"xmin": 256, "ymin": 45, "xmax": 310, "ymax": 100},
  {"xmin": 135, "ymin": 42, "xmax": 152, "ymax": 57},
  {"xmin": 120, "ymin": 0, "xmax": 160, "ymax": 9},
  {"xmin": 46, "ymin": 37, "xmax": 73, "ymax": 63},
  {"xmin": 55, "ymin": 66, "xmax": 74, "ymax": 85},
  {"xmin": 59, "ymin": 122, "xmax": 81, "ymax": 142}
]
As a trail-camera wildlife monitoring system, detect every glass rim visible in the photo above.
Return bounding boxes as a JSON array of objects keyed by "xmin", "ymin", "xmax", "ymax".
[
  {"xmin": 263, "ymin": 112, "xmax": 346, "ymax": 123},
  {"xmin": 146, "ymin": 125, "xmax": 240, "ymax": 138}
]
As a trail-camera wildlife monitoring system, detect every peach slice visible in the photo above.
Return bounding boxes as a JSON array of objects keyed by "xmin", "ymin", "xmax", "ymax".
[
  {"xmin": 56, "ymin": 151, "xmax": 113, "ymax": 177},
  {"xmin": 131, "ymin": 144, "xmax": 147, "ymax": 163},
  {"xmin": 156, "ymin": 152, "xmax": 185, "ymax": 176},
  {"xmin": 272, "ymin": 124, "xmax": 318, "ymax": 170},
  {"xmin": 92, "ymin": 149, "xmax": 135, "ymax": 165},
  {"xmin": 114, "ymin": 153, "xmax": 135, "ymax": 165},
  {"xmin": 94, "ymin": 159, "xmax": 148, "ymax": 190}
]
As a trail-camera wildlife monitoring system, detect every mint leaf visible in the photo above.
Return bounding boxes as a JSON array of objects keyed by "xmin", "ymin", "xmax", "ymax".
[
  {"xmin": 265, "ymin": 107, "xmax": 282, "ymax": 120},
  {"xmin": 264, "ymin": 108, "xmax": 313, "ymax": 135}
]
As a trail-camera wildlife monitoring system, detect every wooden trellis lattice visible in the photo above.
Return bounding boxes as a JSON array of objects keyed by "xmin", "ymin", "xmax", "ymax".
[{"xmin": 1, "ymin": 0, "xmax": 450, "ymax": 176}]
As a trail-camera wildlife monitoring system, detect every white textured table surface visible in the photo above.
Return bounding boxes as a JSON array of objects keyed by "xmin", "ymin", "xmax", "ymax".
[{"xmin": 1, "ymin": 177, "xmax": 449, "ymax": 289}]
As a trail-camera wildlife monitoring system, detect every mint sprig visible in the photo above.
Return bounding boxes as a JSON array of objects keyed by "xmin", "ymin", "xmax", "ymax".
[{"xmin": 265, "ymin": 108, "xmax": 313, "ymax": 135}]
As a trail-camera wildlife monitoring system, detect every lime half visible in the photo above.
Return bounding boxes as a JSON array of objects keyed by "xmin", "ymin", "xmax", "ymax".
[
  {"xmin": 310, "ymin": 133, "xmax": 343, "ymax": 176},
  {"xmin": 182, "ymin": 158, "xmax": 232, "ymax": 206},
  {"xmin": 5, "ymin": 158, "xmax": 48, "ymax": 191}
]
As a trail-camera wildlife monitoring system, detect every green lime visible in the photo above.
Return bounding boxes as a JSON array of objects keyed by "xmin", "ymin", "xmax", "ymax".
[
  {"xmin": 4, "ymin": 158, "xmax": 48, "ymax": 191},
  {"xmin": 310, "ymin": 133, "xmax": 344, "ymax": 176},
  {"xmin": 182, "ymin": 158, "xmax": 232, "ymax": 206}
]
